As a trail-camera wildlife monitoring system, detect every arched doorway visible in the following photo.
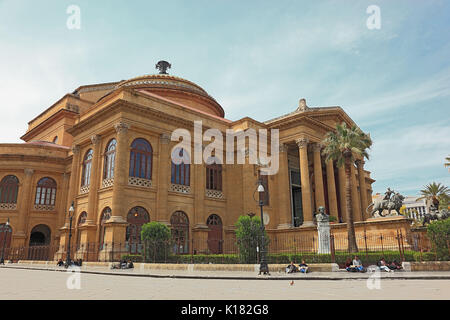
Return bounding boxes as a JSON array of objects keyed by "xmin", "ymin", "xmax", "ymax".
[
  {"xmin": 170, "ymin": 211, "xmax": 189, "ymax": 254},
  {"xmin": 126, "ymin": 206, "xmax": 150, "ymax": 254},
  {"xmin": 207, "ymin": 214, "xmax": 223, "ymax": 254},
  {"xmin": 28, "ymin": 224, "xmax": 51, "ymax": 260}
]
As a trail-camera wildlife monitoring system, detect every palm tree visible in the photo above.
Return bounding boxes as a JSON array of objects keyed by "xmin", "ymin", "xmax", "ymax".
[
  {"xmin": 417, "ymin": 182, "xmax": 450, "ymax": 210},
  {"xmin": 445, "ymin": 156, "xmax": 450, "ymax": 172},
  {"xmin": 322, "ymin": 122, "xmax": 372, "ymax": 253}
]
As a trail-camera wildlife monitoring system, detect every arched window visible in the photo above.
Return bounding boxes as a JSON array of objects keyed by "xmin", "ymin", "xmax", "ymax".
[
  {"xmin": 76, "ymin": 212, "xmax": 87, "ymax": 249},
  {"xmin": 170, "ymin": 211, "xmax": 189, "ymax": 254},
  {"xmin": 206, "ymin": 157, "xmax": 222, "ymax": 191},
  {"xmin": 126, "ymin": 206, "xmax": 150, "ymax": 254},
  {"xmin": 0, "ymin": 175, "xmax": 19, "ymax": 204},
  {"xmin": 99, "ymin": 207, "xmax": 111, "ymax": 250},
  {"xmin": 35, "ymin": 177, "xmax": 57, "ymax": 205},
  {"xmin": 171, "ymin": 148, "xmax": 190, "ymax": 186},
  {"xmin": 129, "ymin": 138, "xmax": 153, "ymax": 180},
  {"xmin": 103, "ymin": 139, "xmax": 117, "ymax": 179},
  {"xmin": 81, "ymin": 149, "xmax": 94, "ymax": 187}
]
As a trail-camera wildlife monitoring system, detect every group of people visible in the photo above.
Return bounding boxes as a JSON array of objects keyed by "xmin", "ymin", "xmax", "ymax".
[
  {"xmin": 111, "ymin": 259, "xmax": 134, "ymax": 270},
  {"xmin": 377, "ymin": 258, "xmax": 402, "ymax": 272},
  {"xmin": 345, "ymin": 256, "xmax": 403, "ymax": 273},
  {"xmin": 57, "ymin": 258, "xmax": 83, "ymax": 268},
  {"xmin": 345, "ymin": 256, "xmax": 365, "ymax": 272},
  {"xmin": 285, "ymin": 260, "xmax": 309, "ymax": 273}
]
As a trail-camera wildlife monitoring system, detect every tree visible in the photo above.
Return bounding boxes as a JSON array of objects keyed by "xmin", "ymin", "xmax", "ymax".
[
  {"xmin": 445, "ymin": 156, "xmax": 450, "ymax": 172},
  {"xmin": 417, "ymin": 182, "xmax": 450, "ymax": 210},
  {"xmin": 235, "ymin": 215, "xmax": 269, "ymax": 263},
  {"xmin": 426, "ymin": 218, "xmax": 450, "ymax": 260},
  {"xmin": 322, "ymin": 122, "xmax": 372, "ymax": 253},
  {"xmin": 141, "ymin": 222, "xmax": 172, "ymax": 262}
]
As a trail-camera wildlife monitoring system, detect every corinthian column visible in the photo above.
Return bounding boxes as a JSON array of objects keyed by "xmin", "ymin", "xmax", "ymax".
[
  {"xmin": 356, "ymin": 160, "xmax": 369, "ymax": 220},
  {"xmin": 325, "ymin": 160, "xmax": 339, "ymax": 220},
  {"xmin": 313, "ymin": 143, "xmax": 325, "ymax": 209},
  {"xmin": 111, "ymin": 122, "xmax": 130, "ymax": 223},
  {"xmin": 338, "ymin": 165, "xmax": 347, "ymax": 223},
  {"xmin": 296, "ymin": 137, "xmax": 313, "ymax": 227},
  {"xmin": 351, "ymin": 164, "xmax": 362, "ymax": 222},
  {"xmin": 277, "ymin": 143, "xmax": 292, "ymax": 229},
  {"xmin": 156, "ymin": 133, "xmax": 171, "ymax": 223},
  {"xmin": 86, "ymin": 135, "xmax": 102, "ymax": 225}
]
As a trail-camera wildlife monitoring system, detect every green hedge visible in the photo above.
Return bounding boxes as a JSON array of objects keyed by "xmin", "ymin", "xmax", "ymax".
[{"xmin": 126, "ymin": 251, "xmax": 444, "ymax": 264}]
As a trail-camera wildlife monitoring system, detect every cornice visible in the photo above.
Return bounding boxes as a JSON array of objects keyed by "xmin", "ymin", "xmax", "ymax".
[
  {"xmin": 0, "ymin": 154, "xmax": 68, "ymax": 165},
  {"xmin": 21, "ymin": 108, "xmax": 79, "ymax": 142}
]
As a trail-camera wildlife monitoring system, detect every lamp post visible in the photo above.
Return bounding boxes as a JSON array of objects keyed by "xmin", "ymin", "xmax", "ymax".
[
  {"xmin": 66, "ymin": 202, "xmax": 75, "ymax": 267},
  {"xmin": 1, "ymin": 218, "xmax": 10, "ymax": 265},
  {"xmin": 257, "ymin": 180, "xmax": 270, "ymax": 275}
]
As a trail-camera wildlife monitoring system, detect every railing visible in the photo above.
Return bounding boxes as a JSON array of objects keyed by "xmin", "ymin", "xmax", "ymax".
[{"xmin": 0, "ymin": 230, "xmax": 436, "ymax": 265}]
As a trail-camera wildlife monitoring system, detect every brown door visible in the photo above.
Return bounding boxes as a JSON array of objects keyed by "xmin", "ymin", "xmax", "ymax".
[{"xmin": 207, "ymin": 215, "xmax": 223, "ymax": 254}]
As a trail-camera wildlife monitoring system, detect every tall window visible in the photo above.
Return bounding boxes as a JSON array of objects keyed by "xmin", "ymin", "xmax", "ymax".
[
  {"xmin": 171, "ymin": 148, "xmax": 190, "ymax": 186},
  {"xmin": 103, "ymin": 139, "xmax": 116, "ymax": 179},
  {"xmin": 35, "ymin": 177, "xmax": 57, "ymax": 205},
  {"xmin": 206, "ymin": 157, "xmax": 222, "ymax": 191},
  {"xmin": 171, "ymin": 211, "xmax": 189, "ymax": 254},
  {"xmin": 0, "ymin": 175, "xmax": 19, "ymax": 204},
  {"xmin": 99, "ymin": 207, "xmax": 111, "ymax": 249},
  {"xmin": 76, "ymin": 212, "xmax": 87, "ymax": 249},
  {"xmin": 126, "ymin": 206, "xmax": 150, "ymax": 254},
  {"xmin": 129, "ymin": 138, "xmax": 152, "ymax": 180},
  {"xmin": 81, "ymin": 149, "xmax": 93, "ymax": 187}
]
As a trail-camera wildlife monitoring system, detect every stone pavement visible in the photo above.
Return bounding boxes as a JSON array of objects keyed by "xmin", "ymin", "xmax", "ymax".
[
  {"xmin": 1, "ymin": 267, "xmax": 450, "ymax": 300},
  {"xmin": 2, "ymin": 264, "xmax": 450, "ymax": 280}
]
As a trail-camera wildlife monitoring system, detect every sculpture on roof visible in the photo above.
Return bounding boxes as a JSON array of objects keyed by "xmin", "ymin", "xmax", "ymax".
[{"xmin": 155, "ymin": 60, "xmax": 171, "ymax": 74}]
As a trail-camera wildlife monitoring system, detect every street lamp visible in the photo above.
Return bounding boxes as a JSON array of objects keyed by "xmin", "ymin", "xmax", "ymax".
[
  {"xmin": 66, "ymin": 201, "xmax": 75, "ymax": 267},
  {"xmin": 0, "ymin": 218, "xmax": 10, "ymax": 265},
  {"xmin": 256, "ymin": 180, "xmax": 270, "ymax": 275}
]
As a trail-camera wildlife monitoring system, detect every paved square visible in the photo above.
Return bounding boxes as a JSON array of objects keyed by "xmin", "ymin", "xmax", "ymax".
[{"xmin": 1, "ymin": 268, "xmax": 449, "ymax": 300}]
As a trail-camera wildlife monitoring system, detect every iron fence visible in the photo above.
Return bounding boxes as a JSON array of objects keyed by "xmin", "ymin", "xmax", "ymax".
[{"xmin": 0, "ymin": 230, "xmax": 437, "ymax": 265}]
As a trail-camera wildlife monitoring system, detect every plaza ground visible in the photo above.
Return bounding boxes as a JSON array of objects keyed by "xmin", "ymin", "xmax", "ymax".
[{"xmin": 0, "ymin": 268, "xmax": 449, "ymax": 300}]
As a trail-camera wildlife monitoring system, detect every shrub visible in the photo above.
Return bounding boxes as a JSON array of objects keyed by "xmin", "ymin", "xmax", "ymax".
[
  {"xmin": 141, "ymin": 222, "xmax": 173, "ymax": 262},
  {"xmin": 426, "ymin": 218, "xmax": 450, "ymax": 260},
  {"xmin": 235, "ymin": 215, "xmax": 269, "ymax": 263}
]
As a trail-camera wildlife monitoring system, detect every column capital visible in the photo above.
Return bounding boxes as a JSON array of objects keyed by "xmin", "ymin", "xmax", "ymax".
[
  {"xmin": 279, "ymin": 143, "xmax": 289, "ymax": 153},
  {"xmin": 24, "ymin": 168, "xmax": 34, "ymax": 176},
  {"xmin": 313, "ymin": 143, "xmax": 323, "ymax": 152},
  {"xmin": 160, "ymin": 133, "xmax": 171, "ymax": 144},
  {"xmin": 71, "ymin": 145, "xmax": 81, "ymax": 154},
  {"xmin": 90, "ymin": 134, "xmax": 101, "ymax": 145},
  {"xmin": 295, "ymin": 137, "xmax": 309, "ymax": 149},
  {"xmin": 355, "ymin": 159, "xmax": 365, "ymax": 168},
  {"xmin": 114, "ymin": 122, "xmax": 130, "ymax": 134}
]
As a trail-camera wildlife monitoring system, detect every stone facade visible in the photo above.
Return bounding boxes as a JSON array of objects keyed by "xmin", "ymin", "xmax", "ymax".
[{"xmin": 0, "ymin": 71, "xmax": 377, "ymax": 259}]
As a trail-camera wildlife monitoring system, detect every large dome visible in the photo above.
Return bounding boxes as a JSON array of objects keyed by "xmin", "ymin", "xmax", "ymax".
[{"xmin": 116, "ymin": 73, "xmax": 225, "ymax": 118}]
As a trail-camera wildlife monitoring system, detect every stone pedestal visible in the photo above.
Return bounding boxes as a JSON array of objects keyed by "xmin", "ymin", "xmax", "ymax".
[{"xmin": 317, "ymin": 219, "xmax": 331, "ymax": 254}]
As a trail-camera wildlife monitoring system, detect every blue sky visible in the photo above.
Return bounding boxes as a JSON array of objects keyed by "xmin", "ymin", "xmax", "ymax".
[{"xmin": 0, "ymin": 0, "xmax": 449, "ymax": 196}]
